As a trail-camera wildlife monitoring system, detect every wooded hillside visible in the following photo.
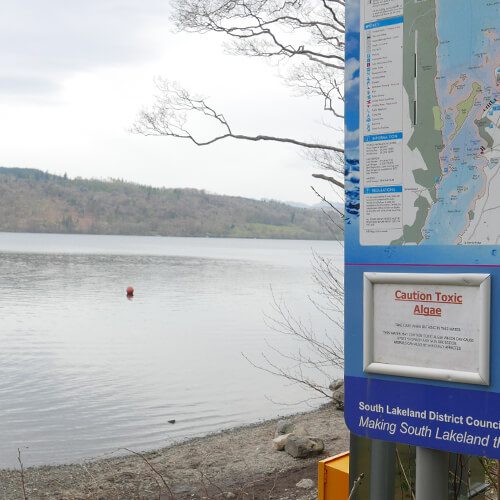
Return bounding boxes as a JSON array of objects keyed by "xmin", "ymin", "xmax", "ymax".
[{"xmin": 0, "ymin": 168, "xmax": 341, "ymax": 240}]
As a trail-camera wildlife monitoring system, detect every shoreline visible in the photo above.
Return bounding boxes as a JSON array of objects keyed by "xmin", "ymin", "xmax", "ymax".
[{"xmin": 0, "ymin": 403, "xmax": 348, "ymax": 499}]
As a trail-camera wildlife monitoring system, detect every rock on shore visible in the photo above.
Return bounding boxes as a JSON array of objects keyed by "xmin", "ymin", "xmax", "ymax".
[{"xmin": 272, "ymin": 420, "xmax": 325, "ymax": 459}]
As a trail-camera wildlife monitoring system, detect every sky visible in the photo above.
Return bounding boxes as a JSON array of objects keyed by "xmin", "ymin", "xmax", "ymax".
[{"xmin": 0, "ymin": 0, "xmax": 343, "ymax": 204}]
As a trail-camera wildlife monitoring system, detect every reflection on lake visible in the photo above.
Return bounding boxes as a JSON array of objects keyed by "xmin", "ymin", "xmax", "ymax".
[{"xmin": 0, "ymin": 233, "xmax": 342, "ymax": 468}]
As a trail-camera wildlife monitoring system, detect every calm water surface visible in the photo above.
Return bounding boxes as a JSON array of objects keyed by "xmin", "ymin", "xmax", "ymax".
[{"xmin": 0, "ymin": 233, "xmax": 342, "ymax": 468}]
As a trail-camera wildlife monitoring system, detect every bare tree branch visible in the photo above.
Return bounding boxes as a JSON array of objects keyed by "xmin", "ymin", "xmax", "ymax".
[
  {"xmin": 312, "ymin": 173, "xmax": 344, "ymax": 189},
  {"xmin": 123, "ymin": 448, "xmax": 175, "ymax": 499},
  {"xmin": 133, "ymin": 80, "xmax": 344, "ymax": 154},
  {"xmin": 243, "ymin": 255, "xmax": 344, "ymax": 403},
  {"xmin": 135, "ymin": 0, "xmax": 346, "ymax": 188},
  {"xmin": 17, "ymin": 448, "xmax": 28, "ymax": 500}
]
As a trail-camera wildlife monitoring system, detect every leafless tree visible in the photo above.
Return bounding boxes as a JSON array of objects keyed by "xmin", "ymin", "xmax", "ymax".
[
  {"xmin": 132, "ymin": 0, "xmax": 346, "ymax": 189},
  {"xmin": 243, "ymin": 250, "xmax": 344, "ymax": 404},
  {"xmin": 133, "ymin": 0, "xmax": 347, "ymax": 404}
]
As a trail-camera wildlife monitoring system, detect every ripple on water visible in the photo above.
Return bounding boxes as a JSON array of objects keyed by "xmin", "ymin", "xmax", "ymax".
[{"xmin": 0, "ymin": 234, "xmax": 342, "ymax": 468}]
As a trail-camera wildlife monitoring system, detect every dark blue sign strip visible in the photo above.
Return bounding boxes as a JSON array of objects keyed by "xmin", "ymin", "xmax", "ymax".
[
  {"xmin": 364, "ymin": 186, "xmax": 402, "ymax": 194},
  {"xmin": 364, "ymin": 16, "xmax": 404, "ymax": 30},
  {"xmin": 364, "ymin": 132, "xmax": 403, "ymax": 142},
  {"xmin": 346, "ymin": 376, "xmax": 500, "ymax": 459}
]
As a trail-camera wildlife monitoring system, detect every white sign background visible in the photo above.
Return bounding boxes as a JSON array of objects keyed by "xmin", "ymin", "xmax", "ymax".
[
  {"xmin": 363, "ymin": 273, "xmax": 491, "ymax": 385},
  {"xmin": 373, "ymin": 283, "xmax": 479, "ymax": 372}
]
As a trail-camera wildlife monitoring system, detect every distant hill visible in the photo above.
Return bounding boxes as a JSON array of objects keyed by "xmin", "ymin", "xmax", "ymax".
[
  {"xmin": 311, "ymin": 201, "xmax": 344, "ymax": 213},
  {"xmin": 285, "ymin": 200, "xmax": 344, "ymax": 213},
  {"xmin": 0, "ymin": 167, "xmax": 342, "ymax": 240}
]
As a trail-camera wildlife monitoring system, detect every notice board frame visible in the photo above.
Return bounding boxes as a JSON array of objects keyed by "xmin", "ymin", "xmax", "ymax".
[{"xmin": 363, "ymin": 272, "xmax": 491, "ymax": 385}]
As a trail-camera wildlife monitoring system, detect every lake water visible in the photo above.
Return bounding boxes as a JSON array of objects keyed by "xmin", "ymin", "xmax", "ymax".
[{"xmin": 0, "ymin": 233, "xmax": 342, "ymax": 468}]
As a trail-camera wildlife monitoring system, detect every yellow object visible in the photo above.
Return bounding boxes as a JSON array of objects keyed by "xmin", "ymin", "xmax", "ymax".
[{"xmin": 318, "ymin": 451, "xmax": 350, "ymax": 500}]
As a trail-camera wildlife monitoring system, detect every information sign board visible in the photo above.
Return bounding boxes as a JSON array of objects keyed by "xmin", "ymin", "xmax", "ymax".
[
  {"xmin": 344, "ymin": 0, "xmax": 500, "ymax": 459},
  {"xmin": 364, "ymin": 273, "xmax": 490, "ymax": 385}
]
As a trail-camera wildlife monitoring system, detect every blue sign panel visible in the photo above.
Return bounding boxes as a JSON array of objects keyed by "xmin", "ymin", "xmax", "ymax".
[{"xmin": 344, "ymin": 0, "xmax": 500, "ymax": 459}]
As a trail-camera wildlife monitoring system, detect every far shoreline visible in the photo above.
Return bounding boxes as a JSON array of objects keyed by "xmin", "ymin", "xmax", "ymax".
[{"xmin": 0, "ymin": 230, "xmax": 343, "ymax": 242}]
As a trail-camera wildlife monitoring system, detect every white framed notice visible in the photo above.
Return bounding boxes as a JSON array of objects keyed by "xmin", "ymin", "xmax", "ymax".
[{"xmin": 363, "ymin": 273, "xmax": 491, "ymax": 385}]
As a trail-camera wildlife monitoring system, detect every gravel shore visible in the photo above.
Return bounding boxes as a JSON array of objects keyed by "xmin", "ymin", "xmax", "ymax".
[{"xmin": 0, "ymin": 403, "xmax": 348, "ymax": 499}]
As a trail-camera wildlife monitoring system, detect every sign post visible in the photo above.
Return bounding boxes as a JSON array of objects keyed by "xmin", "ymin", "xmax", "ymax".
[
  {"xmin": 416, "ymin": 447, "xmax": 448, "ymax": 500},
  {"xmin": 344, "ymin": 0, "xmax": 500, "ymax": 496},
  {"xmin": 370, "ymin": 440, "xmax": 395, "ymax": 499}
]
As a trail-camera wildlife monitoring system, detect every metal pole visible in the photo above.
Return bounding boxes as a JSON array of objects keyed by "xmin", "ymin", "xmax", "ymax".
[
  {"xmin": 349, "ymin": 433, "xmax": 362, "ymax": 500},
  {"xmin": 416, "ymin": 447, "xmax": 448, "ymax": 500},
  {"xmin": 370, "ymin": 439, "xmax": 396, "ymax": 500},
  {"xmin": 348, "ymin": 433, "xmax": 370, "ymax": 500}
]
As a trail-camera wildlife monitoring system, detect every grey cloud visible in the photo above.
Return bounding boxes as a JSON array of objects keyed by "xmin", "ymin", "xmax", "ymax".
[
  {"xmin": 0, "ymin": 0, "xmax": 171, "ymax": 97},
  {"xmin": 0, "ymin": 76, "xmax": 59, "ymax": 95}
]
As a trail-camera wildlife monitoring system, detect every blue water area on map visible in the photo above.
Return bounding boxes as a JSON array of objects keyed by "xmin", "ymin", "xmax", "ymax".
[
  {"xmin": 422, "ymin": 127, "xmax": 486, "ymax": 244},
  {"xmin": 422, "ymin": 0, "xmax": 500, "ymax": 244}
]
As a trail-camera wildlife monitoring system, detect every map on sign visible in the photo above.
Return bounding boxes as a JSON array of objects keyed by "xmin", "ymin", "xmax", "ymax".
[{"xmin": 360, "ymin": 0, "xmax": 500, "ymax": 246}]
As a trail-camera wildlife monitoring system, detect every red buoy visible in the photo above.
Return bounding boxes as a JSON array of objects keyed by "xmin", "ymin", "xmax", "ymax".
[{"xmin": 126, "ymin": 286, "xmax": 134, "ymax": 297}]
